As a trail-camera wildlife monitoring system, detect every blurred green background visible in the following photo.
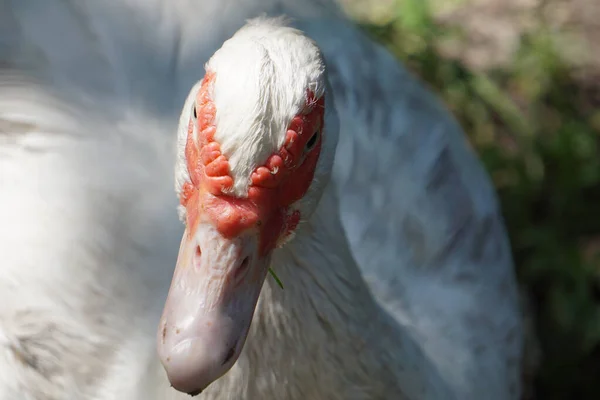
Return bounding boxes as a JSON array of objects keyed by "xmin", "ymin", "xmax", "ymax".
[{"xmin": 339, "ymin": 0, "xmax": 600, "ymax": 399}]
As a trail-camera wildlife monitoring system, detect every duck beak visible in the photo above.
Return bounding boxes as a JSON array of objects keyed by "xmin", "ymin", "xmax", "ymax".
[{"xmin": 157, "ymin": 222, "xmax": 270, "ymax": 395}]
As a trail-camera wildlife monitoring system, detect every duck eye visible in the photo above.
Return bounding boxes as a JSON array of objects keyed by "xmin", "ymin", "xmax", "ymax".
[
  {"xmin": 305, "ymin": 130, "xmax": 319, "ymax": 151},
  {"xmin": 193, "ymin": 105, "xmax": 197, "ymax": 119}
]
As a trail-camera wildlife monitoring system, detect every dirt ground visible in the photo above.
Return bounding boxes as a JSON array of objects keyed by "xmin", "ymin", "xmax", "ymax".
[{"xmin": 339, "ymin": 0, "xmax": 600, "ymax": 73}]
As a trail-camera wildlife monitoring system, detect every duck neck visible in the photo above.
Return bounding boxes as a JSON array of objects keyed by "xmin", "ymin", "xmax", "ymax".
[{"xmin": 225, "ymin": 186, "xmax": 414, "ymax": 399}]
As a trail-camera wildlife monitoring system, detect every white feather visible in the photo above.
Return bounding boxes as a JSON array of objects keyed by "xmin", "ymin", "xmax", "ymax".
[
  {"xmin": 205, "ymin": 18, "xmax": 325, "ymax": 196},
  {"xmin": 0, "ymin": 2, "xmax": 523, "ymax": 400}
]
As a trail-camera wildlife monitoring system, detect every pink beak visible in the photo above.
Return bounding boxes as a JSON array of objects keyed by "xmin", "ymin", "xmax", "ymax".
[{"xmin": 157, "ymin": 222, "xmax": 270, "ymax": 395}]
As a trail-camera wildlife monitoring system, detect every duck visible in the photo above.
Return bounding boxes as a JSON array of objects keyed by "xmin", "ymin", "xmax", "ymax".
[{"xmin": 0, "ymin": 1, "xmax": 523, "ymax": 399}]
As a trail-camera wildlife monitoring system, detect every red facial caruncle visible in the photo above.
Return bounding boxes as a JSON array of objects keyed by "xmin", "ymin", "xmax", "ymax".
[{"xmin": 179, "ymin": 72, "xmax": 325, "ymax": 256}]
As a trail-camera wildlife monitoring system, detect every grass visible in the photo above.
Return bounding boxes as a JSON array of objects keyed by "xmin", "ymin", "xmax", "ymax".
[{"xmin": 357, "ymin": 1, "xmax": 600, "ymax": 398}]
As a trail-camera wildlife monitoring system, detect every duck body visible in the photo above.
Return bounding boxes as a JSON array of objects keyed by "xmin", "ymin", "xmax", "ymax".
[{"xmin": 0, "ymin": 1, "xmax": 522, "ymax": 399}]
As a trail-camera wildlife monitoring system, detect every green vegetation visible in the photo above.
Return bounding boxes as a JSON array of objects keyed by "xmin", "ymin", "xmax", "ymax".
[{"xmin": 359, "ymin": 1, "xmax": 600, "ymax": 398}]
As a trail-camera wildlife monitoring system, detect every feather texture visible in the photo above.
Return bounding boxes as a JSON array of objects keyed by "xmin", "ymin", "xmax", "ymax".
[{"xmin": 0, "ymin": 1, "xmax": 522, "ymax": 399}]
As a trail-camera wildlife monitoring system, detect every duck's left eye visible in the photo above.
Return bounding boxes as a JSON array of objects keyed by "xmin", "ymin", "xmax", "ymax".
[
  {"xmin": 305, "ymin": 130, "xmax": 319, "ymax": 152},
  {"xmin": 192, "ymin": 105, "xmax": 197, "ymax": 120}
]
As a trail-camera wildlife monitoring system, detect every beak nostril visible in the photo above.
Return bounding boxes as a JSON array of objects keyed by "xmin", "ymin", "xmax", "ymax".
[
  {"xmin": 192, "ymin": 245, "xmax": 202, "ymax": 270},
  {"xmin": 233, "ymin": 256, "xmax": 251, "ymax": 284},
  {"xmin": 240, "ymin": 256, "xmax": 249, "ymax": 269}
]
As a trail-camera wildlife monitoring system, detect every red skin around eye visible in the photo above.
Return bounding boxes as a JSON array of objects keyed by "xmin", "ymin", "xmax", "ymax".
[{"xmin": 181, "ymin": 74, "xmax": 324, "ymax": 256}]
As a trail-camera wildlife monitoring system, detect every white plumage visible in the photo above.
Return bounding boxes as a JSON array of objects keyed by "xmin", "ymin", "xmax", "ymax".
[
  {"xmin": 0, "ymin": 1, "xmax": 523, "ymax": 399},
  {"xmin": 204, "ymin": 18, "xmax": 327, "ymax": 196}
]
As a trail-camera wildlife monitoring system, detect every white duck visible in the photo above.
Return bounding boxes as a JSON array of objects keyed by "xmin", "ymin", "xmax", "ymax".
[{"xmin": 0, "ymin": 1, "xmax": 523, "ymax": 399}]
